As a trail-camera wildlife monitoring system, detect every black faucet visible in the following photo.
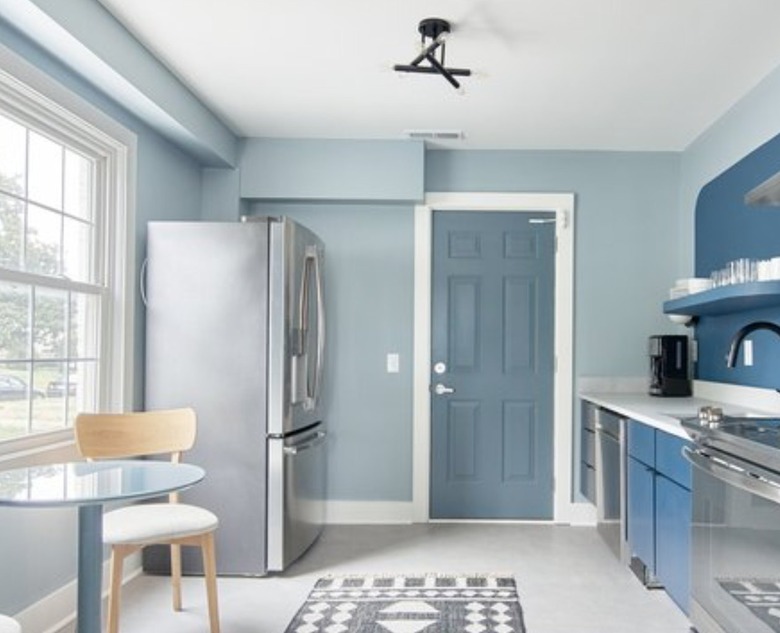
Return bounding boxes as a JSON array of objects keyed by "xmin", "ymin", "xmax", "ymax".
[{"xmin": 726, "ymin": 321, "xmax": 780, "ymax": 367}]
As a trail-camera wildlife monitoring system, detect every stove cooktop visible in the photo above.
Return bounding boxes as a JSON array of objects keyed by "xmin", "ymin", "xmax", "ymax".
[{"xmin": 681, "ymin": 411, "xmax": 780, "ymax": 471}]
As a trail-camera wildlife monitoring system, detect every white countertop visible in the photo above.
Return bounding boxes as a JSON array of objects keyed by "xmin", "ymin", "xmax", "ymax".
[
  {"xmin": 578, "ymin": 392, "xmax": 721, "ymax": 438},
  {"xmin": 579, "ymin": 384, "xmax": 780, "ymax": 439}
]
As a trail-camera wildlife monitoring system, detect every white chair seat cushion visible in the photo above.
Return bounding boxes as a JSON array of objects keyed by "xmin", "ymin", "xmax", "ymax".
[
  {"xmin": 0, "ymin": 615, "xmax": 21, "ymax": 633},
  {"xmin": 103, "ymin": 503, "xmax": 218, "ymax": 545}
]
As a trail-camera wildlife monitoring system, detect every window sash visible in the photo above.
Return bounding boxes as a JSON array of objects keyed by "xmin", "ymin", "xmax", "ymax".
[{"xmin": 0, "ymin": 46, "xmax": 134, "ymax": 451}]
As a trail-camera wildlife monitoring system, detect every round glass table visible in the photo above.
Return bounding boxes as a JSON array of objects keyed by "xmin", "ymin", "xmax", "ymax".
[{"xmin": 0, "ymin": 460, "xmax": 205, "ymax": 633}]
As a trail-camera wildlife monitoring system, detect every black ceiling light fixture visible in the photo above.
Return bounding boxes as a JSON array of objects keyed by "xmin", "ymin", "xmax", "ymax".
[{"xmin": 394, "ymin": 18, "xmax": 471, "ymax": 90}]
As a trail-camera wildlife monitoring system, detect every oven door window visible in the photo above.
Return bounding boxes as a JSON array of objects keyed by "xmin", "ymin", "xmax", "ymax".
[{"xmin": 693, "ymin": 462, "xmax": 780, "ymax": 632}]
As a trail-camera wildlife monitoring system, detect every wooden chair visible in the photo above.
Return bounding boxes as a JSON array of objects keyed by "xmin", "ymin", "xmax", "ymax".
[{"xmin": 74, "ymin": 408, "xmax": 220, "ymax": 633}]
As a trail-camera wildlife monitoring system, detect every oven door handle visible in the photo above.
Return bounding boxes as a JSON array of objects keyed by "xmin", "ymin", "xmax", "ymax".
[{"xmin": 684, "ymin": 446, "xmax": 780, "ymax": 504}]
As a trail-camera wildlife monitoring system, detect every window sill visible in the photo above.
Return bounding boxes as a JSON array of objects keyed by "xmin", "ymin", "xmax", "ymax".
[{"xmin": 0, "ymin": 429, "xmax": 78, "ymax": 467}]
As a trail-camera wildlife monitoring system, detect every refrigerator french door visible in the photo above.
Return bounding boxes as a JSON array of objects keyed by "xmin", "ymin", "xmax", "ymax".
[{"xmin": 143, "ymin": 216, "xmax": 326, "ymax": 575}]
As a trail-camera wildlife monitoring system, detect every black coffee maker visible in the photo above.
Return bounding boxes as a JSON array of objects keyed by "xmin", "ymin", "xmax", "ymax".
[{"xmin": 648, "ymin": 335, "xmax": 691, "ymax": 397}]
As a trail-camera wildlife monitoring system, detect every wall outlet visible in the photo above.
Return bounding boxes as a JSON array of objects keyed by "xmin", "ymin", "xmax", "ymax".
[
  {"xmin": 744, "ymin": 339, "xmax": 753, "ymax": 366},
  {"xmin": 387, "ymin": 353, "xmax": 400, "ymax": 373}
]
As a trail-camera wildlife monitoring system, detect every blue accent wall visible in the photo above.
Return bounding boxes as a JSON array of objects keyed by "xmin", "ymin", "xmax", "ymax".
[{"xmin": 694, "ymin": 131, "xmax": 780, "ymax": 388}]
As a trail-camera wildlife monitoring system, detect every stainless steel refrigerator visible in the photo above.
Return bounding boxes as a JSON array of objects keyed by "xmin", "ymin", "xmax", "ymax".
[{"xmin": 142, "ymin": 216, "xmax": 326, "ymax": 575}]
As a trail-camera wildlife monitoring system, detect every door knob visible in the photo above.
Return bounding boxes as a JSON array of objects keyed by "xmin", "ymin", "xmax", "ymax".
[{"xmin": 433, "ymin": 383, "xmax": 455, "ymax": 395}]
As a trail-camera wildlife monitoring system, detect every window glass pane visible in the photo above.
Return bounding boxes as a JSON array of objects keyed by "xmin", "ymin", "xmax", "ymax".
[
  {"xmin": 64, "ymin": 360, "xmax": 97, "ymax": 429},
  {"xmin": 31, "ymin": 360, "xmax": 64, "ymax": 434},
  {"xmin": 63, "ymin": 217, "xmax": 92, "ymax": 283},
  {"xmin": 0, "ymin": 114, "xmax": 26, "ymax": 197},
  {"xmin": 70, "ymin": 292, "xmax": 100, "ymax": 359},
  {"xmin": 0, "ymin": 193, "xmax": 24, "ymax": 271},
  {"xmin": 28, "ymin": 131, "xmax": 63, "ymax": 210},
  {"xmin": 0, "ymin": 361, "xmax": 31, "ymax": 440},
  {"xmin": 64, "ymin": 150, "xmax": 93, "ymax": 221},
  {"xmin": 0, "ymin": 281, "xmax": 31, "ymax": 361},
  {"xmin": 33, "ymin": 287, "xmax": 67, "ymax": 360},
  {"xmin": 26, "ymin": 203, "xmax": 61, "ymax": 276}
]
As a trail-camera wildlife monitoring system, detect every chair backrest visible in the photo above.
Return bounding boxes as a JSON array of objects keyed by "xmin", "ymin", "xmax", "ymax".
[{"xmin": 75, "ymin": 408, "xmax": 197, "ymax": 462}]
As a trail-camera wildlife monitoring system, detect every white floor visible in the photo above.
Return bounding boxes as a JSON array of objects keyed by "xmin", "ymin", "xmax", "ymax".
[{"xmin": 116, "ymin": 524, "xmax": 691, "ymax": 633}]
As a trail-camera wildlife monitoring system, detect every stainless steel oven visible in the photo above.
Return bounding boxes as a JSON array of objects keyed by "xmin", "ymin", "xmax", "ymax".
[{"xmin": 683, "ymin": 409, "xmax": 780, "ymax": 633}]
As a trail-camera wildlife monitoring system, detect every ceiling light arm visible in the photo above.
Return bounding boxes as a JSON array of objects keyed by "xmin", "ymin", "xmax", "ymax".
[
  {"xmin": 424, "ymin": 51, "xmax": 461, "ymax": 89},
  {"xmin": 407, "ymin": 35, "xmax": 446, "ymax": 68}
]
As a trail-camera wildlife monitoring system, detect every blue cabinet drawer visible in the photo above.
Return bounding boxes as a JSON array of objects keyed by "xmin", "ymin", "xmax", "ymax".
[
  {"xmin": 582, "ymin": 427, "xmax": 596, "ymax": 467},
  {"xmin": 655, "ymin": 432, "xmax": 691, "ymax": 489},
  {"xmin": 628, "ymin": 420, "xmax": 655, "ymax": 466}
]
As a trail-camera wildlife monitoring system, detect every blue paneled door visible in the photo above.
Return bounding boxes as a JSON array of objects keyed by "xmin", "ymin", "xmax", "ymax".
[{"xmin": 430, "ymin": 211, "xmax": 555, "ymax": 519}]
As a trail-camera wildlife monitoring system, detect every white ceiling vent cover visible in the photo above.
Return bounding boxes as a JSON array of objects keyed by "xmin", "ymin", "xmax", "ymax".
[{"xmin": 404, "ymin": 129, "xmax": 463, "ymax": 141}]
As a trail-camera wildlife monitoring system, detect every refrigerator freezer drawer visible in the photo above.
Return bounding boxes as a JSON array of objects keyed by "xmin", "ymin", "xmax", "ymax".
[{"xmin": 267, "ymin": 427, "xmax": 327, "ymax": 571}]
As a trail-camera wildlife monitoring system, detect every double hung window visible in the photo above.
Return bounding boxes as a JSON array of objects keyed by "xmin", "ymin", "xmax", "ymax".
[{"xmin": 0, "ymin": 64, "xmax": 132, "ymax": 445}]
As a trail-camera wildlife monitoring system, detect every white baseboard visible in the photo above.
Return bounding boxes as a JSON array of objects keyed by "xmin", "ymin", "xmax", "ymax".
[
  {"xmin": 559, "ymin": 501, "xmax": 597, "ymax": 526},
  {"xmin": 16, "ymin": 553, "xmax": 142, "ymax": 633},
  {"xmin": 324, "ymin": 500, "xmax": 597, "ymax": 527},
  {"xmin": 325, "ymin": 501, "xmax": 414, "ymax": 524}
]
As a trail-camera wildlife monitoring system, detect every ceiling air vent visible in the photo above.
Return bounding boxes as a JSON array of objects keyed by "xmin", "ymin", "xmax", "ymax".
[{"xmin": 404, "ymin": 129, "xmax": 463, "ymax": 141}]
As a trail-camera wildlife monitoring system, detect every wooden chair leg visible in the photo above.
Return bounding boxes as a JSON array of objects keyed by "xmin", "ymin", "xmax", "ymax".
[
  {"xmin": 107, "ymin": 546, "xmax": 130, "ymax": 633},
  {"xmin": 170, "ymin": 543, "xmax": 182, "ymax": 611},
  {"xmin": 201, "ymin": 532, "xmax": 221, "ymax": 633}
]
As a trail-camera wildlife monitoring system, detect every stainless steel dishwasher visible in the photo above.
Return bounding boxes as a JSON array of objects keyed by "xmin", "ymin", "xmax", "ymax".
[{"xmin": 595, "ymin": 408, "xmax": 627, "ymax": 562}]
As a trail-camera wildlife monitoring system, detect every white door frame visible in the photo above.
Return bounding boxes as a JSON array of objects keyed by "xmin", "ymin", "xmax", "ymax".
[{"xmin": 413, "ymin": 192, "xmax": 577, "ymax": 523}]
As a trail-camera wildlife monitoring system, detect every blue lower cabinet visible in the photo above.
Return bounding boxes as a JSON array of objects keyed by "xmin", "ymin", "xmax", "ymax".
[
  {"xmin": 655, "ymin": 475, "xmax": 691, "ymax": 614},
  {"xmin": 626, "ymin": 420, "xmax": 692, "ymax": 614},
  {"xmin": 627, "ymin": 455, "xmax": 655, "ymax": 574}
]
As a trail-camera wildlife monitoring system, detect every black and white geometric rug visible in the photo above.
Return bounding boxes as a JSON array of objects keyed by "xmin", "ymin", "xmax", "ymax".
[
  {"xmin": 720, "ymin": 579, "xmax": 780, "ymax": 632},
  {"xmin": 283, "ymin": 573, "xmax": 526, "ymax": 633}
]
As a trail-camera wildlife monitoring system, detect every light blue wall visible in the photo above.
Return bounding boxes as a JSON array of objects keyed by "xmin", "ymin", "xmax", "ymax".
[
  {"xmin": 0, "ymin": 19, "xmax": 205, "ymax": 617},
  {"xmin": 240, "ymin": 139, "xmax": 425, "ymax": 201},
  {"xmin": 250, "ymin": 202, "xmax": 415, "ymax": 501},
  {"xmin": 427, "ymin": 150, "xmax": 683, "ymax": 377}
]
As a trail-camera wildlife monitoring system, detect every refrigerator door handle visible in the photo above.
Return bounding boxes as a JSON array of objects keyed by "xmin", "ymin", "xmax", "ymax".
[
  {"xmin": 297, "ymin": 246, "xmax": 325, "ymax": 409},
  {"xmin": 311, "ymin": 248, "xmax": 325, "ymax": 405},
  {"xmin": 139, "ymin": 258, "xmax": 149, "ymax": 307},
  {"xmin": 283, "ymin": 431, "xmax": 327, "ymax": 455}
]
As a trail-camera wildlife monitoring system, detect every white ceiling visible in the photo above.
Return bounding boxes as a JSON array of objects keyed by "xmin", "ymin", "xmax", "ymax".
[{"xmin": 96, "ymin": 0, "xmax": 780, "ymax": 151}]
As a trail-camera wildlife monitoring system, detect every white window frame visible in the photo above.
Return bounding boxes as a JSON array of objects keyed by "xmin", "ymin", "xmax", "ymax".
[{"xmin": 0, "ymin": 43, "xmax": 136, "ymax": 458}]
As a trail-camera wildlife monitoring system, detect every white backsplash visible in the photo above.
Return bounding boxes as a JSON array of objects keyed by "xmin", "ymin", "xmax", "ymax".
[
  {"xmin": 694, "ymin": 380, "xmax": 780, "ymax": 415},
  {"xmin": 577, "ymin": 376, "xmax": 647, "ymax": 393}
]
